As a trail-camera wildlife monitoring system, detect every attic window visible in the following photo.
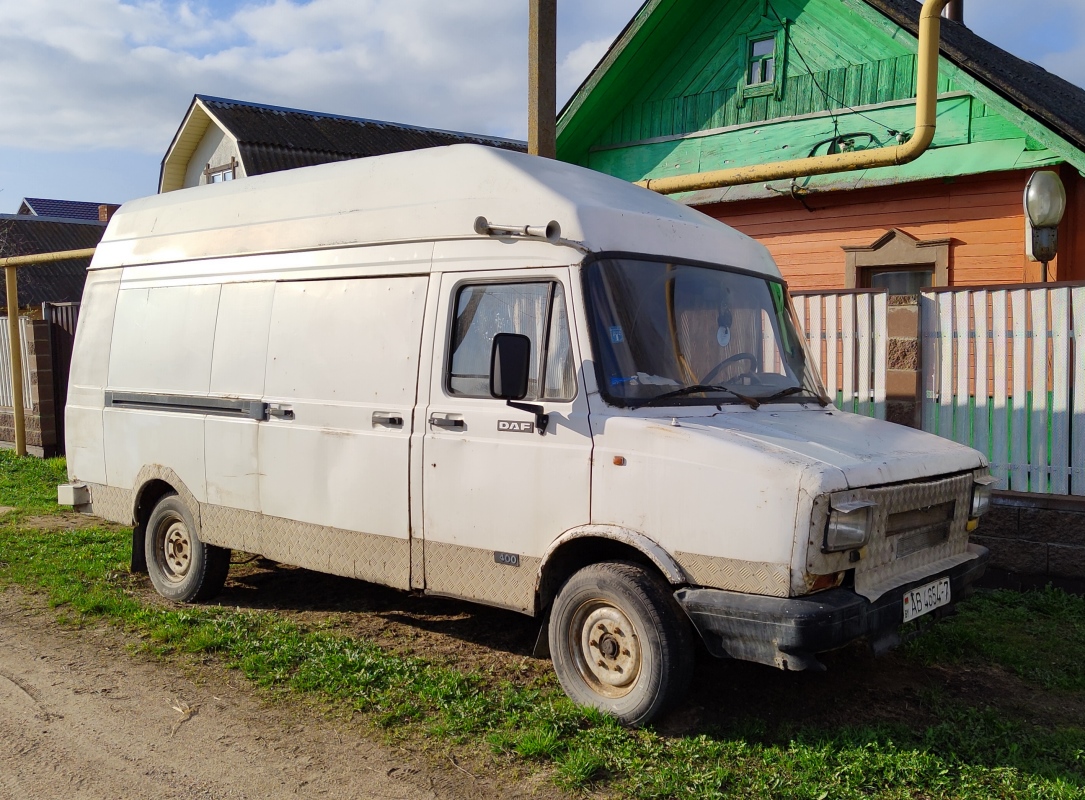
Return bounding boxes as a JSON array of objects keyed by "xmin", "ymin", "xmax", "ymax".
[
  {"xmin": 738, "ymin": 22, "xmax": 787, "ymax": 105},
  {"xmin": 204, "ymin": 157, "xmax": 238, "ymax": 184},
  {"xmin": 749, "ymin": 38, "xmax": 776, "ymax": 85}
]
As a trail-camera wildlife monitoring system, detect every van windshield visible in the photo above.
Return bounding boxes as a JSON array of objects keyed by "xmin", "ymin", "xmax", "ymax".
[{"xmin": 584, "ymin": 257, "xmax": 827, "ymax": 409}]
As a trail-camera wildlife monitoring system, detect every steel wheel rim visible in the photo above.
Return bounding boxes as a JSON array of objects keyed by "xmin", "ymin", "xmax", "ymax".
[
  {"xmin": 156, "ymin": 515, "xmax": 192, "ymax": 583},
  {"xmin": 568, "ymin": 598, "xmax": 641, "ymax": 699}
]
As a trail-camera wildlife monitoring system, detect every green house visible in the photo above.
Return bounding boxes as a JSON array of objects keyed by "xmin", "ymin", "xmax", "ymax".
[{"xmin": 558, "ymin": 0, "xmax": 1085, "ymax": 291}]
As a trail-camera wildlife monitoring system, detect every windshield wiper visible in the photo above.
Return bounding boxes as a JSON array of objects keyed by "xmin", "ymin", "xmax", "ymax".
[
  {"xmin": 762, "ymin": 385, "xmax": 832, "ymax": 407},
  {"xmin": 758, "ymin": 386, "xmax": 807, "ymax": 404},
  {"xmin": 632, "ymin": 384, "xmax": 760, "ymax": 410}
]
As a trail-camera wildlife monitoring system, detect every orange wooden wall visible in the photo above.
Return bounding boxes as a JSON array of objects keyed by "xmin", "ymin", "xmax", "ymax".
[
  {"xmin": 700, "ymin": 169, "xmax": 1080, "ymax": 291},
  {"xmin": 1067, "ymin": 168, "xmax": 1085, "ymax": 282}
]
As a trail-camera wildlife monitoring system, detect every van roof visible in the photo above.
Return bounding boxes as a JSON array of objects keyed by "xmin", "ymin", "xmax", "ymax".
[{"xmin": 94, "ymin": 145, "xmax": 777, "ymax": 277}]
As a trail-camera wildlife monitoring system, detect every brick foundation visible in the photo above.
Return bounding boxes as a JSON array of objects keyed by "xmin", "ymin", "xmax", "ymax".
[
  {"xmin": 0, "ymin": 319, "xmax": 60, "ymax": 457},
  {"xmin": 974, "ymin": 492, "xmax": 1085, "ymax": 594}
]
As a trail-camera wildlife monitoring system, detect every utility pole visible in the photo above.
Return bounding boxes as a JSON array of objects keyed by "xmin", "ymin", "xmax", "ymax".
[{"xmin": 528, "ymin": 0, "xmax": 557, "ymax": 159}]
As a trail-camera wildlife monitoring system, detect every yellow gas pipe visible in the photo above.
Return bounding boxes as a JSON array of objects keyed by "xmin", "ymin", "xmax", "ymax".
[{"xmin": 637, "ymin": 0, "xmax": 952, "ymax": 195}]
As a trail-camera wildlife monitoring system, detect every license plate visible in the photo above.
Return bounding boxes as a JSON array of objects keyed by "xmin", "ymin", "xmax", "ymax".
[{"xmin": 902, "ymin": 577, "xmax": 951, "ymax": 622}]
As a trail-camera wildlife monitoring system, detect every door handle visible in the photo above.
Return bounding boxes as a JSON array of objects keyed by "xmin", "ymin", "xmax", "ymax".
[
  {"xmin": 267, "ymin": 403, "xmax": 295, "ymax": 421},
  {"xmin": 429, "ymin": 415, "xmax": 465, "ymax": 430},
  {"xmin": 372, "ymin": 412, "xmax": 404, "ymax": 428}
]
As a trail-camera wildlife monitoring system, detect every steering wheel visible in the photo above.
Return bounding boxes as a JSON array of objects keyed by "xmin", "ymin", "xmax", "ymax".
[{"xmin": 700, "ymin": 352, "xmax": 759, "ymax": 386}]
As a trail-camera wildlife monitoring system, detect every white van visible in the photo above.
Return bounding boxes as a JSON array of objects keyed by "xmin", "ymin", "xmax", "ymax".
[{"xmin": 60, "ymin": 144, "xmax": 992, "ymax": 725}]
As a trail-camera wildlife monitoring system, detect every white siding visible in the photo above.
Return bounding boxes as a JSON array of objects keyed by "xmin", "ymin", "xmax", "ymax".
[{"xmin": 183, "ymin": 124, "xmax": 244, "ymax": 189}]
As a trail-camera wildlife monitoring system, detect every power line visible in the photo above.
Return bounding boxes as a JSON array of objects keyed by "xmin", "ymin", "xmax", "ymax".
[{"xmin": 767, "ymin": 1, "xmax": 911, "ymax": 142}]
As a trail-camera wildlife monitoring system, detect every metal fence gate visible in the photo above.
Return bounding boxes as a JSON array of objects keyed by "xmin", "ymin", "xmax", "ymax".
[
  {"xmin": 0, "ymin": 315, "xmax": 33, "ymax": 410},
  {"xmin": 43, "ymin": 302, "xmax": 80, "ymax": 449},
  {"xmin": 921, "ymin": 284, "xmax": 1085, "ymax": 495}
]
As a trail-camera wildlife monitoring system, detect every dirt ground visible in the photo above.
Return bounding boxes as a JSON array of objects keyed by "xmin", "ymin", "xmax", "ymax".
[{"xmin": 0, "ymin": 585, "xmax": 561, "ymax": 800}]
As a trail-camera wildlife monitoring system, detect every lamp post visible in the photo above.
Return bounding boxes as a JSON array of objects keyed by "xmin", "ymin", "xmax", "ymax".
[{"xmin": 1024, "ymin": 170, "xmax": 1067, "ymax": 282}]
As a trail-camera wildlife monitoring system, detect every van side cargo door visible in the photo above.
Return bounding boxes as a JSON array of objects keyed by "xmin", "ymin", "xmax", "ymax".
[{"xmin": 254, "ymin": 275, "xmax": 428, "ymax": 589}]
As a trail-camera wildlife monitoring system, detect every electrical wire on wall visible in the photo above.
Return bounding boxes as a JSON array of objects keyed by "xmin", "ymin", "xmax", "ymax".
[
  {"xmin": 766, "ymin": 1, "xmax": 913, "ymax": 147},
  {"xmin": 764, "ymin": 1, "xmax": 917, "ymax": 207}
]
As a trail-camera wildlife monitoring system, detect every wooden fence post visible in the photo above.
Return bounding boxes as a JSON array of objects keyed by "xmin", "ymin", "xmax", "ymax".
[{"xmin": 4, "ymin": 265, "xmax": 24, "ymax": 455}]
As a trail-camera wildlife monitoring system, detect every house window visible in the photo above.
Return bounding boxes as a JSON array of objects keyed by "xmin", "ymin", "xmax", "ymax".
[
  {"xmin": 844, "ymin": 229, "xmax": 950, "ymax": 292},
  {"xmin": 737, "ymin": 23, "xmax": 787, "ymax": 105},
  {"xmin": 204, "ymin": 157, "xmax": 238, "ymax": 184},
  {"xmin": 749, "ymin": 38, "xmax": 776, "ymax": 86},
  {"xmin": 863, "ymin": 267, "xmax": 934, "ymax": 297}
]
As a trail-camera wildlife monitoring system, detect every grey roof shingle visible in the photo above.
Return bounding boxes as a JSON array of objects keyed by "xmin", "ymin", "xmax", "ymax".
[
  {"xmin": 0, "ymin": 216, "xmax": 105, "ymax": 308},
  {"xmin": 862, "ymin": 0, "xmax": 1085, "ymax": 153},
  {"xmin": 17, "ymin": 198, "xmax": 112, "ymax": 222},
  {"xmin": 197, "ymin": 96, "xmax": 527, "ymax": 176}
]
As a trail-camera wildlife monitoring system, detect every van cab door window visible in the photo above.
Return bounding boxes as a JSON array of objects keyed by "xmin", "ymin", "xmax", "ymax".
[{"xmin": 448, "ymin": 282, "xmax": 575, "ymax": 401}]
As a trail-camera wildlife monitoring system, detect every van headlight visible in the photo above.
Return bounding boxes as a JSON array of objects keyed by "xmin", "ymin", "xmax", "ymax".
[
  {"xmin": 823, "ymin": 499, "xmax": 876, "ymax": 553},
  {"xmin": 971, "ymin": 474, "xmax": 997, "ymax": 518}
]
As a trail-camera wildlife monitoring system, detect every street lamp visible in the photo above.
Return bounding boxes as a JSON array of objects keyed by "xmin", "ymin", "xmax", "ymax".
[{"xmin": 1024, "ymin": 170, "xmax": 1067, "ymax": 282}]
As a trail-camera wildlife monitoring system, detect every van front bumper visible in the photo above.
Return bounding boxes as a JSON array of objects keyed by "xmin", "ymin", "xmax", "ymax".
[{"xmin": 674, "ymin": 544, "xmax": 990, "ymax": 671}]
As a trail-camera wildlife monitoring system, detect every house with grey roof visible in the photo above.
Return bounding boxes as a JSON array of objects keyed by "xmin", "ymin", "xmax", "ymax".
[
  {"xmin": 159, "ymin": 95, "xmax": 526, "ymax": 193},
  {"xmin": 17, "ymin": 198, "xmax": 119, "ymax": 223},
  {"xmin": 0, "ymin": 213, "xmax": 105, "ymax": 310}
]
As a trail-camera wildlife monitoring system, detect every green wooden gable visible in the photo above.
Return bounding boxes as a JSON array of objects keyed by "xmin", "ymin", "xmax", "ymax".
[{"xmin": 557, "ymin": 0, "xmax": 1085, "ymax": 204}]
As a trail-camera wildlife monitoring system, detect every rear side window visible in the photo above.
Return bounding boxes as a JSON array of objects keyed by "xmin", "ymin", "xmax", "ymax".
[{"xmin": 448, "ymin": 282, "xmax": 575, "ymax": 401}]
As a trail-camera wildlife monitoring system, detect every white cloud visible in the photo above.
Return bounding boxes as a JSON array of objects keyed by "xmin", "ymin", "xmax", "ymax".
[
  {"xmin": 962, "ymin": 0, "xmax": 1085, "ymax": 90},
  {"xmin": 558, "ymin": 37, "xmax": 613, "ymax": 103},
  {"xmin": 1043, "ymin": 46, "xmax": 1085, "ymax": 93},
  {"xmin": 0, "ymin": 0, "xmax": 534, "ymax": 154}
]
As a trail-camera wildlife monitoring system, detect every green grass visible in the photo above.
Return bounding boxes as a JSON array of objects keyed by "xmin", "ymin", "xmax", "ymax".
[
  {"xmin": 1, "ymin": 451, "xmax": 1084, "ymax": 799},
  {"xmin": 0, "ymin": 449, "xmax": 67, "ymax": 512},
  {"xmin": 906, "ymin": 586, "xmax": 1085, "ymax": 692}
]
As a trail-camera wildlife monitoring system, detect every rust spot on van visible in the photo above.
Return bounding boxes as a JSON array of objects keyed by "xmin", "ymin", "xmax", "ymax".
[{"xmin": 804, "ymin": 571, "xmax": 844, "ymax": 593}]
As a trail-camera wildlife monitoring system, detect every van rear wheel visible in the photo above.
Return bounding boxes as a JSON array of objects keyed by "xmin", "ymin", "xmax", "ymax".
[
  {"xmin": 548, "ymin": 561, "xmax": 693, "ymax": 726},
  {"xmin": 145, "ymin": 493, "xmax": 230, "ymax": 603}
]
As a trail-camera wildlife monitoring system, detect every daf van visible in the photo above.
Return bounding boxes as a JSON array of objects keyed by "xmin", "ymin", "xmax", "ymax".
[{"xmin": 59, "ymin": 144, "xmax": 992, "ymax": 724}]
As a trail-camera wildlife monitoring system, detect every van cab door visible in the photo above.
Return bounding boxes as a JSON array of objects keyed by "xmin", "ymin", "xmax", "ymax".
[{"xmin": 422, "ymin": 269, "xmax": 592, "ymax": 612}]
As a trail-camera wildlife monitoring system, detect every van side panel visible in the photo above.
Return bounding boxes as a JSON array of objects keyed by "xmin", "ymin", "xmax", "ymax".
[
  {"xmin": 205, "ymin": 282, "xmax": 275, "ymax": 512},
  {"xmin": 103, "ymin": 283, "xmax": 220, "ymax": 502},
  {"xmin": 66, "ymin": 269, "xmax": 122, "ymax": 487},
  {"xmin": 239, "ymin": 275, "xmax": 427, "ymax": 588},
  {"xmin": 107, "ymin": 284, "xmax": 220, "ymax": 395}
]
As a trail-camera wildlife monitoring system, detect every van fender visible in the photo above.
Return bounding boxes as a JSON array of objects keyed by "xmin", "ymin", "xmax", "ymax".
[
  {"xmin": 128, "ymin": 465, "xmax": 205, "ymax": 574},
  {"xmin": 131, "ymin": 464, "xmax": 204, "ymax": 534},
  {"xmin": 537, "ymin": 525, "xmax": 689, "ymax": 589}
]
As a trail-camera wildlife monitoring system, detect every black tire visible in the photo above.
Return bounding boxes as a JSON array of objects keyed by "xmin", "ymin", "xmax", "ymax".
[
  {"xmin": 145, "ymin": 493, "xmax": 230, "ymax": 603},
  {"xmin": 548, "ymin": 561, "xmax": 694, "ymax": 726}
]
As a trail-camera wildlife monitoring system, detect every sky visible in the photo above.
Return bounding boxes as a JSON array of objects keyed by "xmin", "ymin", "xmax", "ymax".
[{"xmin": 0, "ymin": 0, "xmax": 1081, "ymax": 213}]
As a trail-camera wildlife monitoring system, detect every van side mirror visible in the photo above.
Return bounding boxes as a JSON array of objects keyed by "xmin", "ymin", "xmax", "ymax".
[{"xmin": 490, "ymin": 333, "xmax": 532, "ymax": 400}]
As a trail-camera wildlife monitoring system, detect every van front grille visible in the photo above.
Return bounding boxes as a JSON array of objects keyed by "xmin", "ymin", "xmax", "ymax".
[
  {"xmin": 887, "ymin": 500, "xmax": 954, "ymax": 557},
  {"xmin": 840, "ymin": 472, "xmax": 972, "ymax": 600},
  {"xmin": 807, "ymin": 472, "xmax": 976, "ymax": 600}
]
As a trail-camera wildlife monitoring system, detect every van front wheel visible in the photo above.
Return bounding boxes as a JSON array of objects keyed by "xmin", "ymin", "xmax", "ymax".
[
  {"xmin": 548, "ymin": 561, "xmax": 693, "ymax": 726},
  {"xmin": 145, "ymin": 493, "xmax": 230, "ymax": 603}
]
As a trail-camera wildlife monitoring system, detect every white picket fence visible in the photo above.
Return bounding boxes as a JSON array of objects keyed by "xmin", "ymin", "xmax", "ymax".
[
  {"xmin": 792, "ymin": 290, "xmax": 887, "ymax": 419},
  {"xmin": 0, "ymin": 316, "xmax": 34, "ymax": 410},
  {"xmin": 921, "ymin": 285, "xmax": 1085, "ymax": 495}
]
